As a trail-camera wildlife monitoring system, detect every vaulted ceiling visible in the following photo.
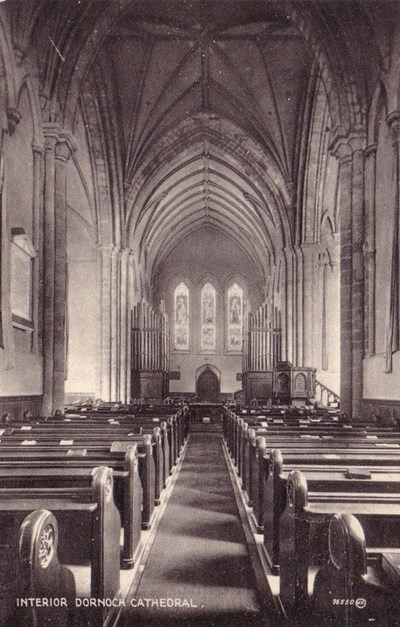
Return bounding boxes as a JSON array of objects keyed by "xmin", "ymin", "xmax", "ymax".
[
  {"xmin": 12, "ymin": 0, "xmax": 395, "ymax": 283},
  {"xmin": 103, "ymin": 1, "xmax": 312, "ymax": 279}
]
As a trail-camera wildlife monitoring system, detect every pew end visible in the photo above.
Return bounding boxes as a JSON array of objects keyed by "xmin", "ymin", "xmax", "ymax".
[
  {"xmin": 313, "ymin": 513, "xmax": 400, "ymax": 627},
  {"xmin": 17, "ymin": 509, "xmax": 74, "ymax": 627}
]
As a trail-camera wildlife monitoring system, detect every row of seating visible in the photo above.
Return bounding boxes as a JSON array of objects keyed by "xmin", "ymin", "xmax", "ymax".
[
  {"xmin": 0, "ymin": 402, "xmax": 189, "ymax": 626},
  {"xmin": 224, "ymin": 405, "xmax": 400, "ymax": 626}
]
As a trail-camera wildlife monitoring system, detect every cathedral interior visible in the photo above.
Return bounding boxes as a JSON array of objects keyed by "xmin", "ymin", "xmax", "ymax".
[{"xmin": 0, "ymin": 1, "xmax": 400, "ymax": 626}]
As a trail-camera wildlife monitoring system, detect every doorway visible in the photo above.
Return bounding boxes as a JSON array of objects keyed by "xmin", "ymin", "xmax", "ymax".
[{"xmin": 196, "ymin": 366, "xmax": 220, "ymax": 402}]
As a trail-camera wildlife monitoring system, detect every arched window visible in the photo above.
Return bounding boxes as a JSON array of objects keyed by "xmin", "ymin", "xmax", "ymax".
[
  {"xmin": 227, "ymin": 283, "xmax": 243, "ymax": 352},
  {"xmin": 174, "ymin": 282, "xmax": 189, "ymax": 350},
  {"xmin": 201, "ymin": 283, "xmax": 216, "ymax": 351}
]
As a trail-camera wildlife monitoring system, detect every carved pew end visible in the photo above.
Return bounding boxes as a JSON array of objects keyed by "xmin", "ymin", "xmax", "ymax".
[{"xmin": 19, "ymin": 509, "xmax": 74, "ymax": 627}]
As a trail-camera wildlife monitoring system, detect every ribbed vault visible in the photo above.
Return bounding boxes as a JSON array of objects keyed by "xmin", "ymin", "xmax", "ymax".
[
  {"xmin": 126, "ymin": 115, "xmax": 291, "ymax": 281},
  {"xmin": 13, "ymin": 0, "xmax": 394, "ymax": 287}
]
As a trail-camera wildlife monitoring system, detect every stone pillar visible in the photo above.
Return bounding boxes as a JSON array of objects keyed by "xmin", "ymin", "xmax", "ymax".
[
  {"xmin": 96, "ymin": 243, "xmax": 114, "ymax": 401},
  {"xmin": 126, "ymin": 253, "xmax": 136, "ymax": 402},
  {"xmin": 294, "ymin": 246, "xmax": 303, "ymax": 366},
  {"xmin": 349, "ymin": 136, "xmax": 365, "ymax": 420},
  {"xmin": 385, "ymin": 111, "xmax": 400, "ymax": 372},
  {"xmin": 363, "ymin": 143, "xmax": 377, "ymax": 357},
  {"xmin": 282, "ymin": 247, "xmax": 296, "ymax": 364},
  {"xmin": 332, "ymin": 141, "xmax": 353, "ymax": 419},
  {"xmin": 119, "ymin": 249, "xmax": 131, "ymax": 403},
  {"xmin": 278, "ymin": 250, "xmax": 287, "ymax": 362},
  {"xmin": 42, "ymin": 125, "xmax": 76, "ymax": 414},
  {"xmin": 301, "ymin": 244, "xmax": 315, "ymax": 367},
  {"xmin": 31, "ymin": 144, "xmax": 44, "ymax": 355},
  {"xmin": 331, "ymin": 134, "xmax": 365, "ymax": 419},
  {"xmin": 110, "ymin": 246, "xmax": 120, "ymax": 401},
  {"xmin": 42, "ymin": 130, "xmax": 57, "ymax": 414}
]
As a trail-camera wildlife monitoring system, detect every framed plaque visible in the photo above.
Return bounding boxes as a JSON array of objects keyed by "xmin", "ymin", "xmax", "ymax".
[{"xmin": 10, "ymin": 229, "xmax": 36, "ymax": 328}]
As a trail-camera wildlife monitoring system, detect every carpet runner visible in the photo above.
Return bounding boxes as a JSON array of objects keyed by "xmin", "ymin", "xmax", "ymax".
[{"xmin": 118, "ymin": 433, "xmax": 269, "ymax": 626}]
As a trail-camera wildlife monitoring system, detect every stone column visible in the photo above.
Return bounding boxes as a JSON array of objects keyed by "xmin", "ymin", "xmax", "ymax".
[
  {"xmin": 363, "ymin": 144, "xmax": 377, "ymax": 357},
  {"xmin": 31, "ymin": 144, "xmax": 44, "ymax": 355},
  {"xmin": 282, "ymin": 247, "xmax": 296, "ymax": 364},
  {"xmin": 332, "ymin": 141, "xmax": 353, "ymax": 419},
  {"xmin": 300, "ymin": 244, "xmax": 315, "ymax": 367},
  {"xmin": 126, "ymin": 253, "xmax": 136, "ymax": 402},
  {"xmin": 119, "ymin": 249, "xmax": 133, "ymax": 404},
  {"xmin": 294, "ymin": 246, "xmax": 303, "ymax": 366},
  {"xmin": 96, "ymin": 243, "xmax": 114, "ymax": 401},
  {"xmin": 42, "ymin": 129, "xmax": 57, "ymax": 415},
  {"xmin": 42, "ymin": 125, "xmax": 76, "ymax": 414},
  {"xmin": 110, "ymin": 245, "xmax": 120, "ymax": 401},
  {"xmin": 385, "ymin": 111, "xmax": 400, "ymax": 372},
  {"xmin": 331, "ymin": 134, "xmax": 366, "ymax": 420},
  {"xmin": 349, "ymin": 135, "xmax": 365, "ymax": 420}
]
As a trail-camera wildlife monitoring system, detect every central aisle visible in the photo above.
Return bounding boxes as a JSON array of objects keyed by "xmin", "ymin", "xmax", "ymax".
[{"xmin": 118, "ymin": 433, "xmax": 269, "ymax": 626}]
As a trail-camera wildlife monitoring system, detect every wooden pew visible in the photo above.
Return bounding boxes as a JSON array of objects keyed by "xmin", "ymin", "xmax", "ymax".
[
  {"xmin": 0, "ymin": 466, "xmax": 121, "ymax": 626},
  {"xmin": 0, "ymin": 424, "xmax": 160, "ymax": 519},
  {"xmin": 225, "ymin": 408, "xmax": 398, "ymax": 470},
  {"xmin": 0, "ymin": 437, "xmax": 154, "ymax": 535},
  {"xmin": 59, "ymin": 412, "xmax": 180, "ymax": 479},
  {"xmin": 312, "ymin": 512, "xmax": 400, "ymax": 627},
  {"xmin": 0, "ymin": 450, "xmax": 142, "ymax": 569},
  {"xmin": 243, "ymin": 431, "xmax": 400, "ymax": 535},
  {"xmin": 0, "ymin": 509, "xmax": 73, "ymax": 626},
  {"xmin": 265, "ymin": 449, "xmax": 400, "ymax": 574},
  {"xmin": 279, "ymin": 470, "xmax": 400, "ymax": 618}
]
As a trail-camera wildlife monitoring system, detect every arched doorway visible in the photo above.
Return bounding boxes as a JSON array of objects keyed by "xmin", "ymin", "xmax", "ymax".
[{"xmin": 196, "ymin": 366, "xmax": 220, "ymax": 402}]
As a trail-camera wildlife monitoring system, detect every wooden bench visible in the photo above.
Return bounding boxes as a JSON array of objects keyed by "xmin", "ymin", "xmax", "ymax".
[
  {"xmin": 0, "ymin": 427, "xmax": 159, "ymax": 524},
  {"xmin": 242, "ymin": 431, "xmax": 400, "ymax": 534},
  {"xmin": 265, "ymin": 449, "xmax": 400, "ymax": 574},
  {"xmin": 312, "ymin": 512, "xmax": 400, "ymax": 627},
  {"xmin": 0, "ymin": 508, "xmax": 73, "ymax": 626},
  {"xmin": 0, "ymin": 451, "xmax": 141, "ymax": 569},
  {"xmin": 279, "ymin": 470, "xmax": 400, "ymax": 618},
  {"xmin": 0, "ymin": 436, "xmax": 154, "ymax": 535},
  {"xmin": 0, "ymin": 466, "xmax": 120, "ymax": 626}
]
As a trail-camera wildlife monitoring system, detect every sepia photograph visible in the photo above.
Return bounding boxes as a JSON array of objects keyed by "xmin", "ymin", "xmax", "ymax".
[{"xmin": 0, "ymin": 0, "xmax": 399, "ymax": 625}]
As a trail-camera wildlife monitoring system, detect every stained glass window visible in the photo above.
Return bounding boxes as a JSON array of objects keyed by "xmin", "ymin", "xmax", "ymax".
[
  {"xmin": 227, "ymin": 283, "xmax": 243, "ymax": 352},
  {"xmin": 174, "ymin": 282, "xmax": 189, "ymax": 350},
  {"xmin": 201, "ymin": 283, "xmax": 216, "ymax": 351}
]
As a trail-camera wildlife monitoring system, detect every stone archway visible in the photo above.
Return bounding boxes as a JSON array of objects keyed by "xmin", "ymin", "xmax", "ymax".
[{"xmin": 196, "ymin": 365, "xmax": 220, "ymax": 402}]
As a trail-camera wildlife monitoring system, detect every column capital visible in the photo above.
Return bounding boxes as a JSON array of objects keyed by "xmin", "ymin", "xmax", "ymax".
[
  {"xmin": 119, "ymin": 247, "xmax": 132, "ymax": 262},
  {"xmin": 329, "ymin": 136, "xmax": 352, "ymax": 163},
  {"xmin": 387, "ymin": 110, "xmax": 400, "ymax": 144},
  {"xmin": 43, "ymin": 123, "xmax": 61, "ymax": 152},
  {"xmin": 363, "ymin": 240, "xmax": 376, "ymax": 260},
  {"xmin": 32, "ymin": 142, "xmax": 44, "ymax": 156},
  {"xmin": 282, "ymin": 246, "xmax": 295, "ymax": 259},
  {"xmin": 43, "ymin": 124, "xmax": 77, "ymax": 160},
  {"xmin": 329, "ymin": 131, "xmax": 366, "ymax": 161},
  {"xmin": 55, "ymin": 132, "xmax": 77, "ymax": 163},
  {"xmin": 364, "ymin": 143, "xmax": 377, "ymax": 158},
  {"xmin": 6, "ymin": 107, "xmax": 21, "ymax": 135}
]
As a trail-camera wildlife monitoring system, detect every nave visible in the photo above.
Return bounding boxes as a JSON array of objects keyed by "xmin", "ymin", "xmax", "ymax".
[{"xmin": 117, "ymin": 432, "xmax": 269, "ymax": 627}]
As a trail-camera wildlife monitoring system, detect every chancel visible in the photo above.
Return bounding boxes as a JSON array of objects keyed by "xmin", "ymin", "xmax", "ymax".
[{"xmin": 0, "ymin": 0, "xmax": 399, "ymax": 625}]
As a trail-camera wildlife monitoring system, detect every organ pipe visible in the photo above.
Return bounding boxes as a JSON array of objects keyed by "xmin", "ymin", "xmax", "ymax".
[
  {"xmin": 132, "ymin": 301, "xmax": 170, "ymax": 374},
  {"xmin": 242, "ymin": 301, "xmax": 282, "ymax": 374}
]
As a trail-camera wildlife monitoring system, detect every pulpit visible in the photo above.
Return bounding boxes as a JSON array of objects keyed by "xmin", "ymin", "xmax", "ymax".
[{"xmin": 273, "ymin": 361, "xmax": 316, "ymax": 404}]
